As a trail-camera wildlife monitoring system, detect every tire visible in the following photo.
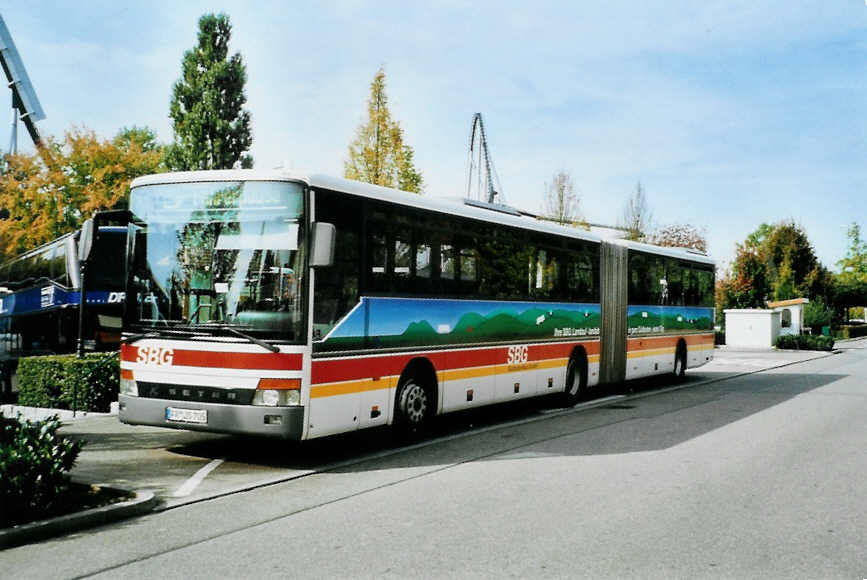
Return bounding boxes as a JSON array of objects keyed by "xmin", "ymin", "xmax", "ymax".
[
  {"xmin": 395, "ymin": 376, "xmax": 431, "ymax": 438},
  {"xmin": 673, "ymin": 342, "xmax": 687, "ymax": 381},
  {"xmin": 561, "ymin": 351, "xmax": 588, "ymax": 406}
]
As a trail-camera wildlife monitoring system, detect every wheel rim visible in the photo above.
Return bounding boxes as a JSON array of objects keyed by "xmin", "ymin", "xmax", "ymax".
[{"xmin": 401, "ymin": 382, "xmax": 427, "ymax": 424}]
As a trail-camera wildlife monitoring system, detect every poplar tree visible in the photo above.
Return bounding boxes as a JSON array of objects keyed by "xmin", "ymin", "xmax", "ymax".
[
  {"xmin": 344, "ymin": 68, "xmax": 423, "ymax": 193},
  {"xmin": 166, "ymin": 13, "xmax": 253, "ymax": 170}
]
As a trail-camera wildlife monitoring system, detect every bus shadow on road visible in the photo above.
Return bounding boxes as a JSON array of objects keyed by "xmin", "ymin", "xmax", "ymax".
[
  {"xmin": 165, "ymin": 369, "xmax": 846, "ymax": 473},
  {"xmin": 485, "ymin": 370, "xmax": 848, "ymax": 460}
]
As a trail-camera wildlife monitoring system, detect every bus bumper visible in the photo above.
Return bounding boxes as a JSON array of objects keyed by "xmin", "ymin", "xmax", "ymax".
[{"xmin": 118, "ymin": 394, "xmax": 305, "ymax": 439}]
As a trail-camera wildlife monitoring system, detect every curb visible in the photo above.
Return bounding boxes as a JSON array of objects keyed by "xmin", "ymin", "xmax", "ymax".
[
  {"xmin": 0, "ymin": 489, "xmax": 156, "ymax": 550},
  {"xmin": 0, "ymin": 403, "xmax": 118, "ymax": 423}
]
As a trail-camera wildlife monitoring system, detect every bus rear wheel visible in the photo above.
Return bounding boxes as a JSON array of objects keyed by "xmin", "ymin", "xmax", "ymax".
[
  {"xmin": 561, "ymin": 351, "xmax": 588, "ymax": 406},
  {"xmin": 673, "ymin": 342, "xmax": 687, "ymax": 381},
  {"xmin": 395, "ymin": 377, "xmax": 431, "ymax": 438}
]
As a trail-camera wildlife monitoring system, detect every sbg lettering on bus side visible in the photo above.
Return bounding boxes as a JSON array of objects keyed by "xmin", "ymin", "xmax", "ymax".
[
  {"xmin": 136, "ymin": 346, "xmax": 174, "ymax": 366},
  {"xmin": 507, "ymin": 345, "xmax": 529, "ymax": 365}
]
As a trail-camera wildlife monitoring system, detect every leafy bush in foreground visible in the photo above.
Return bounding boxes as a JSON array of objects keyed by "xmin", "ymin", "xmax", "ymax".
[{"xmin": 0, "ymin": 414, "xmax": 83, "ymax": 527}]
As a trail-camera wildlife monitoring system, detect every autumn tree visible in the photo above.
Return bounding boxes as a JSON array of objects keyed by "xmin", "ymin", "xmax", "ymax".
[
  {"xmin": 166, "ymin": 13, "xmax": 253, "ymax": 171},
  {"xmin": 0, "ymin": 127, "xmax": 165, "ymax": 260},
  {"xmin": 650, "ymin": 223, "xmax": 707, "ymax": 252},
  {"xmin": 542, "ymin": 171, "xmax": 585, "ymax": 227},
  {"xmin": 620, "ymin": 181, "xmax": 652, "ymax": 241},
  {"xmin": 344, "ymin": 67, "xmax": 423, "ymax": 193}
]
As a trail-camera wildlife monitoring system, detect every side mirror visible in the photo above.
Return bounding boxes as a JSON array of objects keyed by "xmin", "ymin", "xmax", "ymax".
[
  {"xmin": 310, "ymin": 222, "xmax": 336, "ymax": 267},
  {"xmin": 78, "ymin": 218, "xmax": 94, "ymax": 262}
]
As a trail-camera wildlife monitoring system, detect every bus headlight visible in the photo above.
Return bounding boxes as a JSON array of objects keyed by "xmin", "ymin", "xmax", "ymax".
[
  {"xmin": 252, "ymin": 378, "xmax": 301, "ymax": 406},
  {"xmin": 120, "ymin": 369, "xmax": 138, "ymax": 396}
]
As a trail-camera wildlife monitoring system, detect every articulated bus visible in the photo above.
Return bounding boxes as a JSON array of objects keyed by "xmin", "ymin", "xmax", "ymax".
[
  {"xmin": 118, "ymin": 170, "xmax": 715, "ymax": 439},
  {"xmin": 0, "ymin": 226, "xmax": 127, "ymax": 398}
]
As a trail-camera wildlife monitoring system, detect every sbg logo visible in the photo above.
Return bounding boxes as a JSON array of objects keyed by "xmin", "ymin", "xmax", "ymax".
[
  {"xmin": 136, "ymin": 346, "xmax": 174, "ymax": 366},
  {"xmin": 507, "ymin": 345, "xmax": 529, "ymax": 365}
]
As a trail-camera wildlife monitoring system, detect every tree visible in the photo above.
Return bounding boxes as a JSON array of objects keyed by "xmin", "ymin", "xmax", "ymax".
[
  {"xmin": 834, "ymin": 222, "xmax": 867, "ymax": 320},
  {"xmin": 650, "ymin": 223, "xmax": 707, "ymax": 252},
  {"xmin": 543, "ymin": 171, "xmax": 585, "ymax": 227},
  {"xmin": 344, "ymin": 67, "xmax": 423, "ymax": 193},
  {"xmin": 715, "ymin": 220, "xmax": 834, "ymax": 324},
  {"xmin": 620, "ymin": 181, "xmax": 652, "ymax": 241},
  {"xmin": 166, "ymin": 13, "xmax": 253, "ymax": 171},
  {"xmin": 0, "ymin": 127, "xmax": 165, "ymax": 260}
]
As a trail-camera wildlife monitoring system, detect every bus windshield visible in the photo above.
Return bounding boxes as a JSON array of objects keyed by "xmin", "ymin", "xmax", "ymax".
[{"xmin": 127, "ymin": 180, "xmax": 306, "ymax": 342}]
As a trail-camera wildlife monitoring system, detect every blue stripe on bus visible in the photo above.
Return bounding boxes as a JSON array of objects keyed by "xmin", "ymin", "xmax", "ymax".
[{"xmin": 0, "ymin": 287, "xmax": 124, "ymax": 316}]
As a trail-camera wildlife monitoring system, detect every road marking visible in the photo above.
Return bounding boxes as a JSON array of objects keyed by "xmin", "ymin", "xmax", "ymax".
[{"xmin": 173, "ymin": 459, "xmax": 224, "ymax": 498}]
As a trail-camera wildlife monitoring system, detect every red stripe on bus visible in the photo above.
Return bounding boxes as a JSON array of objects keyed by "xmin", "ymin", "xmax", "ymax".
[
  {"xmin": 121, "ymin": 344, "xmax": 302, "ymax": 370},
  {"xmin": 311, "ymin": 340, "xmax": 601, "ymax": 385}
]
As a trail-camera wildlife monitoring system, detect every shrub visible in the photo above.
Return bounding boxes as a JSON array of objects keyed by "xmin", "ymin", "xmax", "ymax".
[
  {"xmin": 714, "ymin": 330, "xmax": 725, "ymax": 345},
  {"xmin": 17, "ymin": 353, "xmax": 119, "ymax": 412},
  {"xmin": 804, "ymin": 297, "xmax": 833, "ymax": 334},
  {"xmin": 835, "ymin": 325, "xmax": 867, "ymax": 340},
  {"xmin": 0, "ymin": 414, "xmax": 83, "ymax": 527},
  {"xmin": 775, "ymin": 334, "xmax": 835, "ymax": 351}
]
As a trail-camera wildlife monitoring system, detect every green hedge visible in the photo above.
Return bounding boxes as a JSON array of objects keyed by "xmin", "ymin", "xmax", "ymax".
[
  {"xmin": 17, "ymin": 353, "xmax": 119, "ymax": 412},
  {"xmin": 775, "ymin": 334, "xmax": 835, "ymax": 351},
  {"xmin": 835, "ymin": 325, "xmax": 867, "ymax": 340},
  {"xmin": 1, "ymin": 414, "xmax": 83, "ymax": 527}
]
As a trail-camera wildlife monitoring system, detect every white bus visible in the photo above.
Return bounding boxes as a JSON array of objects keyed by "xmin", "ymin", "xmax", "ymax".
[{"xmin": 119, "ymin": 170, "xmax": 715, "ymax": 439}]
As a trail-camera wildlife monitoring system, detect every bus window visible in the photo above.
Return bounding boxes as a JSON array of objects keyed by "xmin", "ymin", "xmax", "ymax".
[
  {"xmin": 394, "ymin": 237, "xmax": 411, "ymax": 278},
  {"xmin": 415, "ymin": 244, "xmax": 431, "ymax": 279},
  {"xmin": 459, "ymin": 248, "xmax": 478, "ymax": 282},
  {"xmin": 312, "ymin": 189, "xmax": 361, "ymax": 339},
  {"xmin": 441, "ymin": 245, "xmax": 455, "ymax": 281},
  {"xmin": 50, "ymin": 242, "xmax": 70, "ymax": 286}
]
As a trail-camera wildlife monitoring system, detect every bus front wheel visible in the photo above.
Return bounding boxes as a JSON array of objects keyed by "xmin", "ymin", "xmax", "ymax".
[{"xmin": 395, "ymin": 377, "xmax": 431, "ymax": 438}]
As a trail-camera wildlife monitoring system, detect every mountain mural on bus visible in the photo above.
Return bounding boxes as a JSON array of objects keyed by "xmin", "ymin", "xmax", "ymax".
[
  {"xmin": 626, "ymin": 305, "xmax": 714, "ymax": 336},
  {"xmin": 315, "ymin": 297, "xmax": 713, "ymax": 351}
]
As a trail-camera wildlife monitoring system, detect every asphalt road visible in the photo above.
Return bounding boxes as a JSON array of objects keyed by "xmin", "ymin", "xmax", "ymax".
[{"xmin": 4, "ymin": 344, "xmax": 866, "ymax": 578}]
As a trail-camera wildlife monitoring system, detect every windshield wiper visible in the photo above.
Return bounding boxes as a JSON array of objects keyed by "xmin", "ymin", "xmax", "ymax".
[{"xmin": 216, "ymin": 325, "xmax": 280, "ymax": 353}]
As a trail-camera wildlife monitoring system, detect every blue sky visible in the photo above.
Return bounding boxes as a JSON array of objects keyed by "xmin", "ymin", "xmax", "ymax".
[{"xmin": 3, "ymin": 2, "xmax": 867, "ymax": 271}]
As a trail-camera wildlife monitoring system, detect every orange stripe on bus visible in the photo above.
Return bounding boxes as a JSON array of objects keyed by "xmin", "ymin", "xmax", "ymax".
[{"xmin": 311, "ymin": 354, "xmax": 601, "ymax": 398}]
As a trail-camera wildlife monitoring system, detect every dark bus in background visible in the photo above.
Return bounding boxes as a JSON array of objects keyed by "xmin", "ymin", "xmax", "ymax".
[{"xmin": 0, "ymin": 226, "xmax": 126, "ymax": 401}]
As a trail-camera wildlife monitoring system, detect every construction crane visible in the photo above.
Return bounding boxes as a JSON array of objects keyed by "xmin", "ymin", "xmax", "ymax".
[
  {"xmin": 465, "ymin": 113, "xmax": 504, "ymax": 205},
  {"xmin": 0, "ymin": 14, "xmax": 45, "ymax": 154}
]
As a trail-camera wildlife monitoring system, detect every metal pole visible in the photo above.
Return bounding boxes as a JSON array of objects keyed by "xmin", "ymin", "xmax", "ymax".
[{"xmin": 74, "ymin": 258, "xmax": 87, "ymax": 417}]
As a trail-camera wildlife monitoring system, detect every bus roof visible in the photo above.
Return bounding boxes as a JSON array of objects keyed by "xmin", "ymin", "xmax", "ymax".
[{"xmin": 130, "ymin": 170, "xmax": 714, "ymax": 266}]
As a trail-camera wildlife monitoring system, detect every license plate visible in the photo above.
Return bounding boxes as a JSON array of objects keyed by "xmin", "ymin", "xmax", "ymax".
[{"xmin": 165, "ymin": 407, "xmax": 208, "ymax": 424}]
